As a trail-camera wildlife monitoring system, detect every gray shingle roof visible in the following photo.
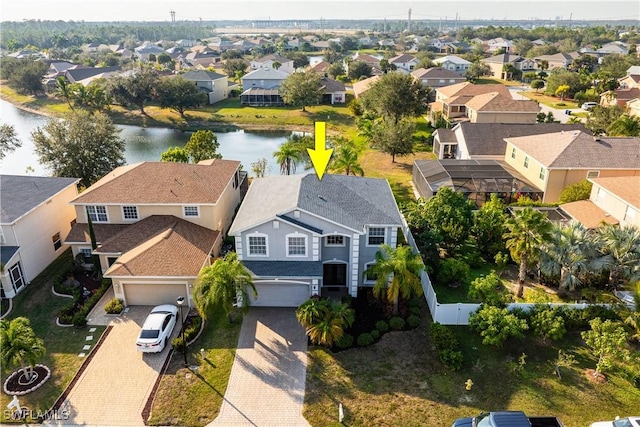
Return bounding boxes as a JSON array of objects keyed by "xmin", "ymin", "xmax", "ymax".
[
  {"xmin": 65, "ymin": 66, "xmax": 121, "ymax": 83},
  {"xmin": 457, "ymin": 122, "xmax": 591, "ymax": 156},
  {"xmin": 229, "ymin": 174, "xmax": 402, "ymax": 234},
  {"xmin": 181, "ymin": 70, "xmax": 226, "ymax": 81},
  {"xmin": 242, "ymin": 261, "xmax": 322, "ymax": 277},
  {"xmin": 1, "ymin": 175, "xmax": 79, "ymax": 224},
  {"xmin": 1, "ymin": 246, "xmax": 20, "ymax": 264}
]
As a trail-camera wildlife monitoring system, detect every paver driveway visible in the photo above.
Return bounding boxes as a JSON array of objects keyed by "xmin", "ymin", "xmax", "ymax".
[
  {"xmin": 46, "ymin": 306, "xmax": 174, "ymax": 426},
  {"xmin": 210, "ymin": 307, "xmax": 310, "ymax": 427}
]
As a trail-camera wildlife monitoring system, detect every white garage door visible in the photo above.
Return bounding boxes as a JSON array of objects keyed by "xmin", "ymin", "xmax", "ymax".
[
  {"xmin": 249, "ymin": 282, "xmax": 310, "ymax": 307},
  {"xmin": 123, "ymin": 283, "xmax": 187, "ymax": 306}
]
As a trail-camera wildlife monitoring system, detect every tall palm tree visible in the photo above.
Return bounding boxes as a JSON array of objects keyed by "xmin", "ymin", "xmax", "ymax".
[
  {"xmin": 596, "ymin": 224, "xmax": 640, "ymax": 288},
  {"xmin": 539, "ymin": 221, "xmax": 606, "ymax": 292},
  {"xmin": 0, "ymin": 317, "xmax": 46, "ymax": 381},
  {"xmin": 56, "ymin": 76, "xmax": 74, "ymax": 111},
  {"xmin": 330, "ymin": 138, "xmax": 364, "ymax": 176},
  {"xmin": 273, "ymin": 141, "xmax": 302, "ymax": 175},
  {"xmin": 370, "ymin": 244, "xmax": 424, "ymax": 313},
  {"xmin": 504, "ymin": 208, "xmax": 552, "ymax": 298},
  {"xmin": 192, "ymin": 252, "xmax": 256, "ymax": 321}
]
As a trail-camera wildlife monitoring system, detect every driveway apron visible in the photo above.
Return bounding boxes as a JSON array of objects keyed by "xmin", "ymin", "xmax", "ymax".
[
  {"xmin": 209, "ymin": 307, "xmax": 310, "ymax": 427},
  {"xmin": 44, "ymin": 307, "xmax": 173, "ymax": 426}
]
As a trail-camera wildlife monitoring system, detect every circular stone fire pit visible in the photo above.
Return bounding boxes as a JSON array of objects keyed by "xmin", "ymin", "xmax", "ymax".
[{"xmin": 3, "ymin": 365, "xmax": 51, "ymax": 395}]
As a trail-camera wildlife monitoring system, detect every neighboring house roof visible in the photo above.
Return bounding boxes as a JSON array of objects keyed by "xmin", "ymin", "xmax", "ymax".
[
  {"xmin": 589, "ymin": 176, "xmax": 640, "ymax": 209},
  {"xmin": 464, "ymin": 92, "xmax": 539, "ymax": 112},
  {"xmin": 534, "ymin": 52, "xmax": 579, "ymax": 64},
  {"xmin": 229, "ymin": 174, "xmax": 402, "ymax": 235},
  {"xmin": 65, "ymin": 66, "xmax": 121, "ymax": 83},
  {"xmin": 609, "ymin": 87, "xmax": 640, "ymax": 102},
  {"xmin": 181, "ymin": 70, "xmax": 226, "ymax": 81},
  {"xmin": 242, "ymin": 68, "xmax": 290, "ymax": 80},
  {"xmin": 627, "ymin": 66, "xmax": 640, "ymax": 75},
  {"xmin": 352, "ymin": 75, "xmax": 380, "ymax": 98},
  {"xmin": 242, "ymin": 261, "xmax": 323, "ymax": 277},
  {"xmin": 1, "ymin": 246, "xmax": 20, "ymax": 265},
  {"xmin": 433, "ymin": 55, "xmax": 471, "ymax": 65},
  {"xmin": 1, "ymin": 175, "xmax": 79, "ymax": 224},
  {"xmin": 352, "ymin": 53, "xmax": 380, "ymax": 65},
  {"xmin": 560, "ymin": 200, "xmax": 619, "ymax": 229},
  {"xmin": 455, "ymin": 122, "xmax": 590, "ymax": 157},
  {"xmin": 102, "ymin": 215, "xmax": 219, "ymax": 277},
  {"xmin": 482, "ymin": 53, "xmax": 524, "ymax": 64},
  {"xmin": 320, "ymin": 76, "xmax": 345, "ymax": 92},
  {"xmin": 505, "ymin": 131, "xmax": 640, "ymax": 169},
  {"xmin": 411, "ymin": 67, "xmax": 464, "ymax": 79},
  {"xmin": 254, "ymin": 54, "xmax": 291, "ymax": 64},
  {"xmin": 436, "ymin": 82, "xmax": 510, "ymax": 99},
  {"xmin": 390, "ymin": 54, "xmax": 417, "ymax": 64},
  {"xmin": 310, "ymin": 61, "xmax": 331, "ymax": 73},
  {"xmin": 71, "ymin": 160, "xmax": 240, "ymax": 205},
  {"xmin": 434, "ymin": 128, "xmax": 456, "ymax": 143}
]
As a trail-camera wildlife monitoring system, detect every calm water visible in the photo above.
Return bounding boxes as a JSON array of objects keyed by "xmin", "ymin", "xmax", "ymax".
[{"xmin": 0, "ymin": 98, "xmax": 292, "ymax": 177}]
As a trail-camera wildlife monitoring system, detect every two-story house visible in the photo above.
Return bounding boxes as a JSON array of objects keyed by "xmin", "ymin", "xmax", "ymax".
[
  {"xmin": 228, "ymin": 174, "xmax": 404, "ymax": 307},
  {"xmin": 561, "ymin": 176, "xmax": 639, "ymax": 229},
  {"xmin": 504, "ymin": 131, "xmax": 640, "ymax": 203},
  {"xmin": 64, "ymin": 160, "xmax": 245, "ymax": 307},
  {"xmin": 432, "ymin": 55, "xmax": 472, "ymax": 75},
  {"xmin": 250, "ymin": 54, "xmax": 295, "ymax": 74},
  {"xmin": 180, "ymin": 70, "xmax": 229, "ymax": 104},
  {"xmin": 482, "ymin": 53, "xmax": 536, "ymax": 79},
  {"xmin": 389, "ymin": 54, "xmax": 419, "ymax": 73},
  {"xmin": 1, "ymin": 175, "xmax": 79, "ymax": 299},
  {"xmin": 411, "ymin": 67, "xmax": 465, "ymax": 92}
]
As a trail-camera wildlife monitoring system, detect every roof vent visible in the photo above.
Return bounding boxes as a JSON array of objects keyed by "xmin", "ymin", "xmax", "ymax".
[{"xmin": 318, "ymin": 195, "xmax": 327, "ymax": 202}]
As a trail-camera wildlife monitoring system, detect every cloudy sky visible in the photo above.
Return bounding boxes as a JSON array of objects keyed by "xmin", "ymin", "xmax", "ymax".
[{"xmin": 2, "ymin": 0, "xmax": 638, "ymax": 22}]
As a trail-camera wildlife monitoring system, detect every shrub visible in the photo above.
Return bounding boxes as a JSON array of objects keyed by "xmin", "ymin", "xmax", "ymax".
[
  {"xmin": 440, "ymin": 349, "xmax": 463, "ymax": 370},
  {"xmin": 469, "ymin": 305, "xmax": 529, "ymax": 346},
  {"xmin": 376, "ymin": 320, "xmax": 389, "ymax": 333},
  {"xmin": 335, "ymin": 333, "xmax": 354, "ymax": 349},
  {"xmin": 559, "ymin": 180, "xmax": 593, "ymax": 204},
  {"xmin": 406, "ymin": 297, "xmax": 421, "ymax": 309},
  {"xmin": 436, "ymin": 258, "xmax": 470, "ymax": 287},
  {"xmin": 73, "ymin": 313, "xmax": 87, "ymax": 328},
  {"xmin": 172, "ymin": 336, "xmax": 185, "ymax": 352},
  {"xmin": 389, "ymin": 316, "xmax": 405, "ymax": 331},
  {"xmin": 530, "ymin": 306, "xmax": 566, "ymax": 342},
  {"xmin": 430, "ymin": 323, "xmax": 463, "ymax": 370},
  {"xmin": 357, "ymin": 333, "xmax": 374, "ymax": 347},
  {"xmin": 184, "ymin": 315, "xmax": 203, "ymax": 342},
  {"xmin": 407, "ymin": 314, "xmax": 421, "ymax": 329},
  {"xmin": 104, "ymin": 298, "xmax": 124, "ymax": 314},
  {"xmin": 370, "ymin": 329, "xmax": 380, "ymax": 340},
  {"xmin": 409, "ymin": 306, "xmax": 421, "ymax": 317},
  {"xmin": 468, "ymin": 272, "xmax": 511, "ymax": 306}
]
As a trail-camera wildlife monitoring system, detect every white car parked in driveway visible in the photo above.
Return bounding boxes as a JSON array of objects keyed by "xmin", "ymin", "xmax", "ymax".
[
  {"xmin": 590, "ymin": 417, "xmax": 640, "ymax": 427},
  {"xmin": 136, "ymin": 304, "xmax": 178, "ymax": 353}
]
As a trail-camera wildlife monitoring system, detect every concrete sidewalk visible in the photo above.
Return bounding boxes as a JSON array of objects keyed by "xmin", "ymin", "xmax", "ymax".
[{"xmin": 209, "ymin": 308, "xmax": 310, "ymax": 427}]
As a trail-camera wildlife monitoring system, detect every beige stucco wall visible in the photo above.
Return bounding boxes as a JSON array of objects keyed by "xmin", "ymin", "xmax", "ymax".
[
  {"xmin": 590, "ymin": 183, "xmax": 640, "ymax": 228},
  {"xmin": 74, "ymin": 204, "xmax": 218, "ymax": 230},
  {"xmin": 208, "ymin": 77, "xmax": 229, "ymax": 104},
  {"xmin": 1, "ymin": 184, "xmax": 78, "ymax": 296},
  {"xmin": 504, "ymin": 142, "xmax": 548, "ymax": 196}
]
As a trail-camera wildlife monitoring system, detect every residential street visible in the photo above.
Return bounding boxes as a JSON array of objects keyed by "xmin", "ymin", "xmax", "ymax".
[{"xmin": 508, "ymin": 85, "xmax": 586, "ymax": 124}]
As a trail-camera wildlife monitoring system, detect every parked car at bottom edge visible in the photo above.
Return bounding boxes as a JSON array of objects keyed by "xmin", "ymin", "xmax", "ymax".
[
  {"xmin": 590, "ymin": 417, "xmax": 640, "ymax": 427},
  {"xmin": 136, "ymin": 304, "xmax": 178, "ymax": 353}
]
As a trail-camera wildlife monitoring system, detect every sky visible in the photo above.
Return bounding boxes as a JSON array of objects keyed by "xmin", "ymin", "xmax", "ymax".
[{"xmin": 1, "ymin": 0, "xmax": 638, "ymax": 22}]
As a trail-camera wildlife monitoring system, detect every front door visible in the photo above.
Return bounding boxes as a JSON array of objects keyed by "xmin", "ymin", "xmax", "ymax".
[
  {"xmin": 9, "ymin": 262, "xmax": 25, "ymax": 293},
  {"xmin": 323, "ymin": 263, "xmax": 347, "ymax": 287}
]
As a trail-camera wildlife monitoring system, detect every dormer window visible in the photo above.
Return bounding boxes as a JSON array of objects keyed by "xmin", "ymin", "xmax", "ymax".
[{"xmin": 367, "ymin": 227, "xmax": 385, "ymax": 246}]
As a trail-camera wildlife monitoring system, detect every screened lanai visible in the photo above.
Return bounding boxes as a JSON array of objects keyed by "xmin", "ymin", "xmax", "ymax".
[{"xmin": 412, "ymin": 159, "xmax": 544, "ymax": 206}]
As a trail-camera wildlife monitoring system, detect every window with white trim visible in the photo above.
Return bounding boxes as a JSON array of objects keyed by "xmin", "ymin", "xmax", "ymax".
[
  {"xmin": 624, "ymin": 206, "xmax": 636, "ymax": 223},
  {"xmin": 52, "ymin": 232, "xmax": 62, "ymax": 251},
  {"xmin": 287, "ymin": 234, "xmax": 307, "ymax": 257},
  {"xmin": 86, "ymin": 205, "xmax": 108, "ymax": 222},
  {"xmin": 184, "ymin": 206, "xmax": 199, "ymax": 217},
  {"xmin": 586, "ymin": 170, "xmax": 600, "ymax": 179},
  {"xmin": 122, "ymin": 206, "xmax": 138, "ymax": 220},
  {"xmin": 363, "ymin": 263, "xmax": 378, "ymax": 284},
  {"xmin": 325, "ymin": 235, "xmax": 345, "ymax": 246},
  {"xmin": 524, "ymin": 156, "xmax": 529, "ymax": 168},
  {"xmin": 367, "ymin": 227, "xmax": 385, "ymax": 245},
  {"xmin": 539, "ymin": 167, "xmax": 546, "ymax": 181},
  {"xmin": 80, "ymin": 248, "xmax": 93, "ymax": 264},
  {"xmin": 511, "ymin": 147, "xmax": 516, "ymax": 159},
  {"xmin": 247, "ymin": 235, "xmax": 267, "ymax": 256}
]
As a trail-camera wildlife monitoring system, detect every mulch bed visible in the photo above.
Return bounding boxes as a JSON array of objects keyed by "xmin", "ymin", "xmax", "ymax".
[
  {"xmin": 73, "ymin": 272, "xmax": 102, "ymax": 292},
  {"xmin": 4, "ymin": 366, "xmax": 50, "ymax": 394}
]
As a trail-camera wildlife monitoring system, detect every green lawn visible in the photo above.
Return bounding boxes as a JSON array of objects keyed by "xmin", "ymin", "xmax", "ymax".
[
  {"xmin": 518, "ymin": 90, "xmax": 580, "ymax": 109},
  {"xmin": 147, "ymin": 309, "xmax": 242, "ymax": 426},
  {"xmin": 304, "ymin": 311, "xmax": 640, "ymax": 427},
  {"xmin": 0, "ymin": 249, "xmax": 106, "ymax": 424}
]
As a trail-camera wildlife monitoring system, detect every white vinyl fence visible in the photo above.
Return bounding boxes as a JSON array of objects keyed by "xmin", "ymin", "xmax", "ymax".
[{"xmin": 401, "ymin": 214, "xmax": 595, "ymax": 326}]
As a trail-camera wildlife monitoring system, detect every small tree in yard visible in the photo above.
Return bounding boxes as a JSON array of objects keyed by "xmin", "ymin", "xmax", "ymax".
[
  {"xmin": 581, "ymin": 318, "xmax": 629, "ymax": 379},
  {"xmin": 280, "ymin": 70, "xmax": 323, "ymax": 112},
  {"xmin": 531, "ymin": 79, "xmax": 545, "ymax": 92},
  {"xmin": 184, "ymin": 130, "xmax": 221, "ymax": 163},
  {"xmin": 555, "ymin": 84, "xmax": 570, "ymax": 101},
  {"xmin": 0, "ymin": 317, "xmax": 46, "ymax": 381},
  {"xmin": 370, "ymin": 118, "xmax": 415, "ymax": 163},
  {"xmin": 160, "ymin": 146, "xmax": 189, "ymax": 163},
  {"xmin": 156, "ymin": 77, "xmax": 208, "ymax": 118},
  {"xmin": 530, "ymin": 306, "xmax": 566, "ymax": 342},
  {"xmin": 469, "ymin": 305, "xmax": 529, "ymax": 347},
  {"xmin": 558, "ymin": 180, "xmax": 592, "ymax": 203},
  {"xmin": 468, "ymin": 271, "xmax": 511, "ymax": 306}
]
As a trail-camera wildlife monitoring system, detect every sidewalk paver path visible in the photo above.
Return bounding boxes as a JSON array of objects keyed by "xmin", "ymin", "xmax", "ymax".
[
  {"xmin": 45, "ymin": 307, "xmax": 172, "ymax": 426},
  {"xmin": 209, "ymin": 308, "xmax": 310, "ymax": 427}
]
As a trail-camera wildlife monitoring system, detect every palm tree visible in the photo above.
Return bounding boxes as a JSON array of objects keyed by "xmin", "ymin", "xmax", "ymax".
[
  {"xmin": 56, "ymin": 76, "xmax": 74, "ymax": 110},
  {"xmin": 330, "ymin": 138, "xmax": 364, "ymax": 176},
  {"xmin": 539, "ymin": 221, "xmax": 606, "ymax": 293},
  {"xmin": 271, "ymin": 61, "xmax": 282, "ymax": 70},
  {"xmin": 192, "ymin": 252, "xmax": 256, "ymax": 321},
  {"xmin": 504, "ymin": 208, "xmax": 552, "ymax": 298},
  {"xmin": 370, "ymin": 244, "xmax": 424, "ymax": 313},
  {"xmin": 273, "ymin": 141, "xmax": 302, "ymax": 175},
  {"xmin": 0, "ymin": 317, "xmax": 46, "ymax": 381},
  {"xmin": 296, "ymin": 298, "xmax": 354, "ymax": 347},
  {"xmin": 596, "ymin": 224, "xmax": 640, "ymax": 289},
  {"xmin": 606, "ymin": 114, "xmax": 640, "ymax": 137}
]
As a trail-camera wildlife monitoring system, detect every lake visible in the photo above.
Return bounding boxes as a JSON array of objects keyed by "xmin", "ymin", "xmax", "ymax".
[{"xmin": 0, "ymin": 98, "xmax": 293, "ymax": 177}]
